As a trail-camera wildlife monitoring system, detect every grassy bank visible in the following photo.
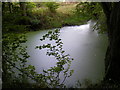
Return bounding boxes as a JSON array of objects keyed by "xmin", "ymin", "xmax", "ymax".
[
  {"xmin": 3, "ymin": 2, "xmax": 90, "ymax": 33},
  {"xmin": 30, "ymin": 3, "xmax": 90, "ymax": 30}
]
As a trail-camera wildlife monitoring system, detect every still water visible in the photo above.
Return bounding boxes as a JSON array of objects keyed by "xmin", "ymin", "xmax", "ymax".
[{"xmin": 25, "ymin": 21, "xmax": 108, "ymax": 87}]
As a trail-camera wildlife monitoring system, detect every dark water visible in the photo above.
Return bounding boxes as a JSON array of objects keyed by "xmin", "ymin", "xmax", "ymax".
[{"xmin": 25, "ymin": 21, "xmax": 108, "ymax": 87}]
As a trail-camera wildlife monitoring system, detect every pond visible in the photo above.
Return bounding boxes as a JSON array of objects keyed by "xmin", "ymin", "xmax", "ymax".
[{"xmin": 25, "ymin": 20, "xmax": 108, "ymax": 87}]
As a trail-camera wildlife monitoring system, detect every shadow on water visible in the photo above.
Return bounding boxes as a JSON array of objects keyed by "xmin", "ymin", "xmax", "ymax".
[{"xmin": 25, "ymin": 20, "xmax": 108, "ymax": 87}]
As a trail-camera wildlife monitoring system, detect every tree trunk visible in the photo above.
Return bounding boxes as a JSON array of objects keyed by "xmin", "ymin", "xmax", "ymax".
[
  {"xmin": 101, "ymin": 2, "xmax": 120, "ymax": 83},
  {"xmin": 8, "ymin": 2, "xmax": 13, "ymax": 13},
  {"xmin": 19, "ymin": 2, "xmax": 27, "ymax": 16},
  {"xmin": 2, "ymin": 2, "xmax": 5, "ymax": 10}
]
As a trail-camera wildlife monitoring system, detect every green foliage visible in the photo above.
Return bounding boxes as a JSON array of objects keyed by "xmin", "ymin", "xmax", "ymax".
[
  {"xmin": 76, "ymin": 2, "xmax": 107, "ymax": 33},
  {"xmin": 16, "ymin": 16, "xmax": 31, "ymax": 25},
  {"xmin": 92, "ymin": 12, "xmax": 107, "ymax": 34},
  {"xmin": 30, "ymin": 18, "xmax": 41, "ymax": 29},
  {"xmin": 2, "ymin": 33, "xmax": 48, "ymax": 88},
  {"xmin": 76, "ymin": 2, "xmax": 101, "ymax": 20},
  {"xmin": 3, "ymin": 11, "xmax": 30, "ymax": 33},
  {"xmin": 36, "ymin": 29, "xmax": 74, "ymax": 88},
  {"xmin": 3, "ymin": 24, "xmax": 28, "ymax": 33},
  {"xmin": 2, "ymin": 2, "xmax": 38, "ymax": 32},
  {"xmin": 2, "ymin": 33, "xmax": 30, "ymax": 88},
  {"xmin": 3, "ymin": 2, "xmax": 90, "ymax": 31},
  {"xmin": 26, "ymin": 2, "xmax": 36, "ymax": 9},
  {"xmin": 3, "ymin": 29, "xmax": 74, "ymax": 88},
  {"xmin": 45, "ymin": 2, "xmax": 59, "ymax": 13},
  {"xmin": 26, "ymin": 2, "xmax": 37, "ymax": 14}
]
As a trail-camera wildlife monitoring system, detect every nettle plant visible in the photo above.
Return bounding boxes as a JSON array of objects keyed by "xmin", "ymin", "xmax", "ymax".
[{"xmin": 36, "ymin": 29, "xmax": 74, "ymax": 88}]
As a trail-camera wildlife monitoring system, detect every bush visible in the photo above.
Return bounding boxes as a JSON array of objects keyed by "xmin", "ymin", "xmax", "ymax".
[
  {"xmin": 30, "ymin": 18, "xmax": 41, "ymax": 29},
  {"xmin": 15, "ymin": 16, "xmax": 31, "ymax": 25},
  {"xmin": 76, "ymin": 2, "xmax": 107, "ymax": 33},
  {"xmin": 45, "ymin": 2, "xmax": 59, "ymax": 13},
  {"xmin": 2, "ymin": 29, "xmax": 74, "ymax": 88},
  {"xmin": 3, "ymin": 13, "xmax": 30, "ymax": 33}
]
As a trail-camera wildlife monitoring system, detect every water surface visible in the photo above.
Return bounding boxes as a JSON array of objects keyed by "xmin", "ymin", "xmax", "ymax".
[{"xmin": 26, "ymin": 21, "xmax": 108, "ymax": 87}]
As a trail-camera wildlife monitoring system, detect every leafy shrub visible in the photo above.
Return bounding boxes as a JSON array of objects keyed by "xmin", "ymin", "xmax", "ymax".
[
  {"xmin": 26, "ymin": 2, "xmax": 36, "ymax": 9},
  {"xmin": 45, "ymin": 2, "xmax": 59, "ymax": 13},
  {"xmin": 76, "ymin": 2, "xmax": 107, "ymax": 33},
  {"xmin": 36, "ymin": 29, "xmax": 74, "ymax": 88},
  {"xmin": 3, "ymin": 13, "xmax": 30, "ymax": 33},
  {"xmin": 30, "ymin": 18, "xmax": 41, "ymax": 29},
  {"xmin": 3, "ymin": 23, "xmax": 28, "ymax": 33},
  {"xmin": 26, "ymin": 2, "xmax": 37, "ymax": 14},
  {"xmin": 76, "ymin": 2, "xmax": 102, "ymax": 19},
  {"xmin": 3, "ymin": 29, "xmax": 74, "ymax": 88},
  {"xmin": 2, "ymin": 34, "xmax": 30, "ymax": 88},
  {"xmin": 15, "ymin": 16, "xmax": 31, "ymax": 25}
]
